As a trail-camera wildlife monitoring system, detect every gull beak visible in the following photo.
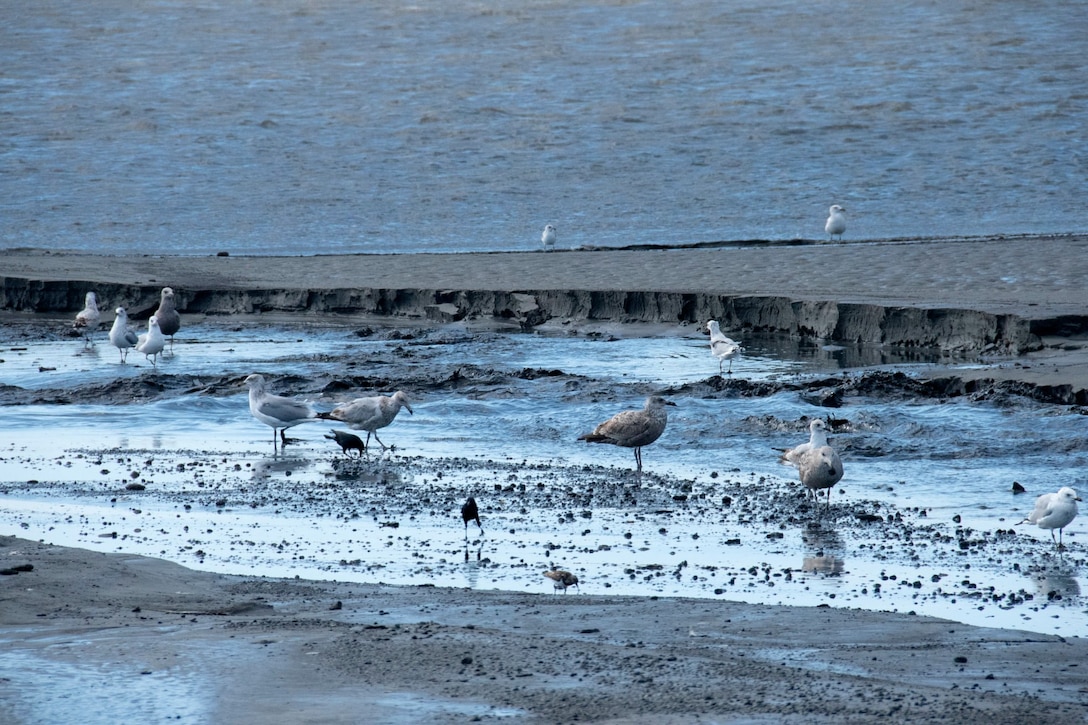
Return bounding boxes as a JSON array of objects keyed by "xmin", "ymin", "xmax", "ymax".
[{"xmin": 405, "ymin": 404, "xmax": 414, "ymax": 415}]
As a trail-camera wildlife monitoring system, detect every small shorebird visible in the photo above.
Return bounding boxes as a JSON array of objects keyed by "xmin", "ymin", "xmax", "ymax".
[
  {"xmin": 153, "ymin": 287, "xmax": 181, "ymax": 351},
  {"xmin": 245, "ymin": 373, "xmax": 318, "ymax": 449},
  {"xmin": 798, "ymin": 444, "xmax": 844, "ymax": 509},
  {"xmin": 706, "ymin": 320, "xmax": 743, "ymax": 375},
  {"xmin": 1022, "ymin": 487, "xmax": 1080, "ymax": 548},
  {"xmin": 136, "ymin": 317, "xmax": 166, "ymax": 366},
  {"xmin": 324, "ymin": 429, "xmax": 366, "ymax": 458},
  {"xmin": 543, "ymin": 568, "xmax": 579, "ymax": 593},
  {"xmin": 579, "ymin": 395, "xmax": 675, "ymax": 472},
  {"xmin": 108, "ymin": 307, "xmax": 140, "ymax": 363},
  {"xmin": 541, "ymin": 224, "xmax": 556, "ymax": 251},
  {"xmin": 461, "ymin": 497, "xmax": 483, "ymax": 536},
  {"xmin": 778, "ymin": 419, "xmax": 830, "ymax": 468},
  {"xmin": 73, "ymin": 291, "xmax": 101, "ymax": 345},
  {"xmin": 825, "ymin": 204, "xmax": 847, "ymax": 240},
  {"xmin": 318, "ymin": 391, "xmax": 413, "ymax": 451}
]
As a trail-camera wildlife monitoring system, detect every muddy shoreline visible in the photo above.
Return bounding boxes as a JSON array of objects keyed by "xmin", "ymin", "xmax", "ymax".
[
  {"xmin": 3, "ymin": 536, "xmax": 1087, "ymax": 724},
  {"xmin": 3, "ymin": 244, "xmax": 1088, "ymax": 722}
]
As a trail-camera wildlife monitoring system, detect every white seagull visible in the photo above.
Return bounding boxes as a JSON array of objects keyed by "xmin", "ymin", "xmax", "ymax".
[
  {"xmin": 706, "ymin": 320, "xmax": 743, "ymax": 375},
  {"xmin": 1022, "ymin": 486, "xmax": 1081, "ymax": 548},
  {"xmin": 73, "ymin": 291, "xmax": 101, "ymax": 345},
  {"xmin": 244, "ymin": 373, "xmax": 319, "ymax": 449},
  {"xmin": 578, "ymin": 395, "xmax": 675, "ymax": 472},
  {"xmin": 798, "ymin": 444, "xmax": 844, "ymax": 508},
  {"xmin": 153, "ymin": 287, "xmax": 181, "ymax": 351},
  {"xmin": 318, "ymin": 390, "xmax": 414, "ymax": 451},
  {"xmin": 825, "ymin": 205, "xmax": 847, "ymax": 241},
  {"xmin": 541, "ymin": 224, "xmax": 557, "ymax": 251},
  {"xmin": 136, "ymin": 317, "xmax": 166, "ymax": 366},
  {"xmin": 779, "ymin": 418, "xmax": 830, "ymax": 467},
  {"xmin": 108, "ymin": 307, "xmax": 140, "ymax": 363}
]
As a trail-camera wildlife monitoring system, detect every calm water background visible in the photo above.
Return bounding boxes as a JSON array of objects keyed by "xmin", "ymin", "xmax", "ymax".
[{"xmin": 2, "ymin": 0, "xmax": 1086, "ymax": 255}]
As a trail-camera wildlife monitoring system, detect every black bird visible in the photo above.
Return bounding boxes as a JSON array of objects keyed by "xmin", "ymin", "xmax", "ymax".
[
  {"xmin": 461, "ymin": 497, "xmax": 483, "ymax": 535},
  {"xmin": 325, "ymin": 429, "xmax": 366, "ymax": 458}
]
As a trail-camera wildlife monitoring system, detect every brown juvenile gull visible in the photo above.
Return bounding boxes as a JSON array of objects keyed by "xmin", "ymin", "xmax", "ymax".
[
  {"xmin": 578, "ymin": 395, "xmax": 675, "ymax": 472},
  {"xmin": 73, "ymin": 291, "xmax": 101, "ymax": 345},
  {"xmin": 244, "ymin": 373, "xmax": 318, "ymax": 449},
  {"xmin": 798, "ymin": 444, "xmax": 844, "ymax": 508},
  {"xmin": 324, "ymin": 429, "xmax": 366, "ymax": 458},
  {"xmin": 153, "ymin": 287, "xmax": 181, "ymax": 351},
  {"xmin": 461, "ymin": 496, "xmax": 483, "ymax": 535},
  {"xmin": 825, "ymin": 204, "xmax": 847, "ymax": 240},
  {"xmin": 1022, "ymin": 486, "xmax": 1081, "ymax": 548},
  {"xmin": 778, "ymin": 418, "xmax": 830, "ymax": 467},
  {"xmin": 317, "ymin": 391, "xmax": 413, "ymax": 450},
  {"xmin": 706, "ymin": 320, "xmax": 743, "ymax": 375},
  {"xmin": 135, "ymin": 317, "xmax": 166, "ymax": 366},
  {"xmin": 108, "ymin": 307, "xmax": 140, "ymax": 363},
  {"xmin": 543, "ymin": 569, "xmax": 579, "ymax": 593}
]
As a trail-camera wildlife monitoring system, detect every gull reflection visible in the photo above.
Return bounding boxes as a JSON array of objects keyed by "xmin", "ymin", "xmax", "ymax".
[
  {"xmin": 1028, "ymin": 561, "xmax": 1081, "ymax": 601},
  {"xmin": 801, "ymin": 523, "xmax": 845, "ymax": 575}
]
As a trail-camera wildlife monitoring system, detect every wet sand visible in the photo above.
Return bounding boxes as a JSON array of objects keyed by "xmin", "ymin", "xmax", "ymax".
[
  {"xmin": 3, "ymin": 536, "xmax": 1088, "ymax": 724},
  {"xmin": 3, "ymin": 240, "xmax": 1088, "ymax": 722}
]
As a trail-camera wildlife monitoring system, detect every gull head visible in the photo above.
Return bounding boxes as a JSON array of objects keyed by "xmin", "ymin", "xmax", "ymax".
[
  {"xmin": 829, "ymin": 204, "xmax": 846, "ymax": 214},
  {"xmin": 392, "ymin": 390, "xmax": 414, "ymax": 415},
  {"xmin": 1057, "ymin": 486, "xmax": 1082, "ymax": 502}
]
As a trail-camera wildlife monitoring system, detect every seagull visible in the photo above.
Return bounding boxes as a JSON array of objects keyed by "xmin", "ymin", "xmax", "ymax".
[
  {"xmin": 107, "ymin": 307, "xmax": 140, "ymax": 363},
  {"xmin": 541, "ymin": 224, "xmax": 556, "ymax": 251},
  {"xmin": 825, "ymin": 205, "xmax": 847, "ymax": 241},
  {"xmin": 153, "ymin": 287, "xmax": 181, "ymax": 351},
  {"xmin": 317, "ymin": 391, "xmax": 413, "ymax": 451},
  {"xmin": 324, "ymin": 429, "xmax": 366, "ymax": 458},
  {"xmin": 778, "ymin": 419, "xmax": 830, "ymax": 468},
  {"xmin": 578, "ymin": 395, "xmax": 675, "ymax": 472},
  {"xmin": 244, "ymin": 373, "xmax": 318, "ymax": 449},
  {"xmin": 73, "ymin": 291, "xmax": 101, "ymax": 345},
  {"xmin": 543, "ymin": 569, "xmax": 579, "ymax": 593},
  {"xmin": 1022, "ymin": 487, "xmax": 1081, "ymax": 548},
  {"xmin": 706, "ymin": 320, "xmax": 743, "ymax": 375},
  {"xmin": 798, "ymin": 445, "xmax": 844, "ymax": 508},
  {"xmin": 461, "ymin": 497, "xmax": 483, "ymax": 535},
  {"xmin": 135, "ymin": 317, "xmax": 166, "ymax": 366}
]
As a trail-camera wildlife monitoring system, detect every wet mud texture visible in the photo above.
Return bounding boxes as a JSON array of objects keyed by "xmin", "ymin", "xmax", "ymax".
[{"xmin": 2, "ymin": 536, "xmax": 1087, "ymax": 725}]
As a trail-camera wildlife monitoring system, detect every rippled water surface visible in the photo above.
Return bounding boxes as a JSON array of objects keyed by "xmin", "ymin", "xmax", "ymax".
[
  {"xmin": 2, "ymin": 0, "xmax": 1086, "ymax": 254},
  {"xmin": 1, "ymin": 320, "xmax": 1085, "ymax": 636}
]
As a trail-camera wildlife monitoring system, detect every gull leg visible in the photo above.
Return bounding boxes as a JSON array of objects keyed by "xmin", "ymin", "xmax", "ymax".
[{"xmin": 372, "ymin": 432, "xmax": 388, "ymax": 450}]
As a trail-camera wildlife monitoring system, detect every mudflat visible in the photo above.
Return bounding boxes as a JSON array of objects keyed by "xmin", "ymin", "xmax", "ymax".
[
  {"xmin": 2, "ymin": 536, "xmax": 1087, "ymax": 724},
  {"xmin": 3, "ymin": 239, "xmax": 1088, "ymax": 723}
]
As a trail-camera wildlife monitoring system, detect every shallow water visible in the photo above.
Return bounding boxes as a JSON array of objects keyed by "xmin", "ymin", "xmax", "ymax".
[
  {"xmin": 1, "ymin": 321, "xmax": 1085, "ymax": 637},
  {"xmin": 2, "ymin": 0, "xmax": 1086, "ymax": 255}
]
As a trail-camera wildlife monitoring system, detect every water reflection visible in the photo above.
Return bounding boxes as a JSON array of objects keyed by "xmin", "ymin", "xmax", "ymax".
[
  {"xmin": 1029, "ymin": 562, "xmax": 1082, "ymax": 601},
  {"xmin": 251, "ymin": 456, "xmax": 312, "ymax": 482},
  {"xmin": 801, "ymin": 524, "xmax": 845, "ymax": 576}
]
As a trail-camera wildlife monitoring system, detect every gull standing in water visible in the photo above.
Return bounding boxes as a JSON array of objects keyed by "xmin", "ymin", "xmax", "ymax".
[
  {"xmin": 543, "ymin": 569, "xmax": 579, "ymax": 593},
  {"xmin": 153, "ymin": 287, "xmax": 181, "ymax": 351},
  {"xmin": 579, "ymin": 395, "xmax": 675, "ymax": 472},
  {"xmin": 245, "ymin": 373, "xmax": 318, "ymax": 449},
  {"xmin": 1022, "ymin": 486, "xmax": 1081, "ymax": 548},
  {"xmin": 73, "ymin": 292, "xmax": 101, "ymax": 345},
  {"xmin": 318, "ymin": 391, "xmax": 414, "ymax": 451},
  {"xmin": 108, "ymin": 307, "xmax": 140, "ymax": 363},
  {"xmin": 136, "ymin": 317, "xmax": 166, "ymax": 366},
  {"xmin": 541, "ymin": 224, "xmax": 557, "ymax": 251},
  {"xmin": 778, "ymin": 418, "xmax": 830, "ymax": 468},
  {"xmin": 825, "ymin": 205, "xmax": 847, "ymax": 241},
  {"xmin": 706, "ymin": 320, "xmax": 743, "ymax": 375},
  {"xmin": 798, "ymin": 444, "xmax": 844, "ymax": 509}
]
